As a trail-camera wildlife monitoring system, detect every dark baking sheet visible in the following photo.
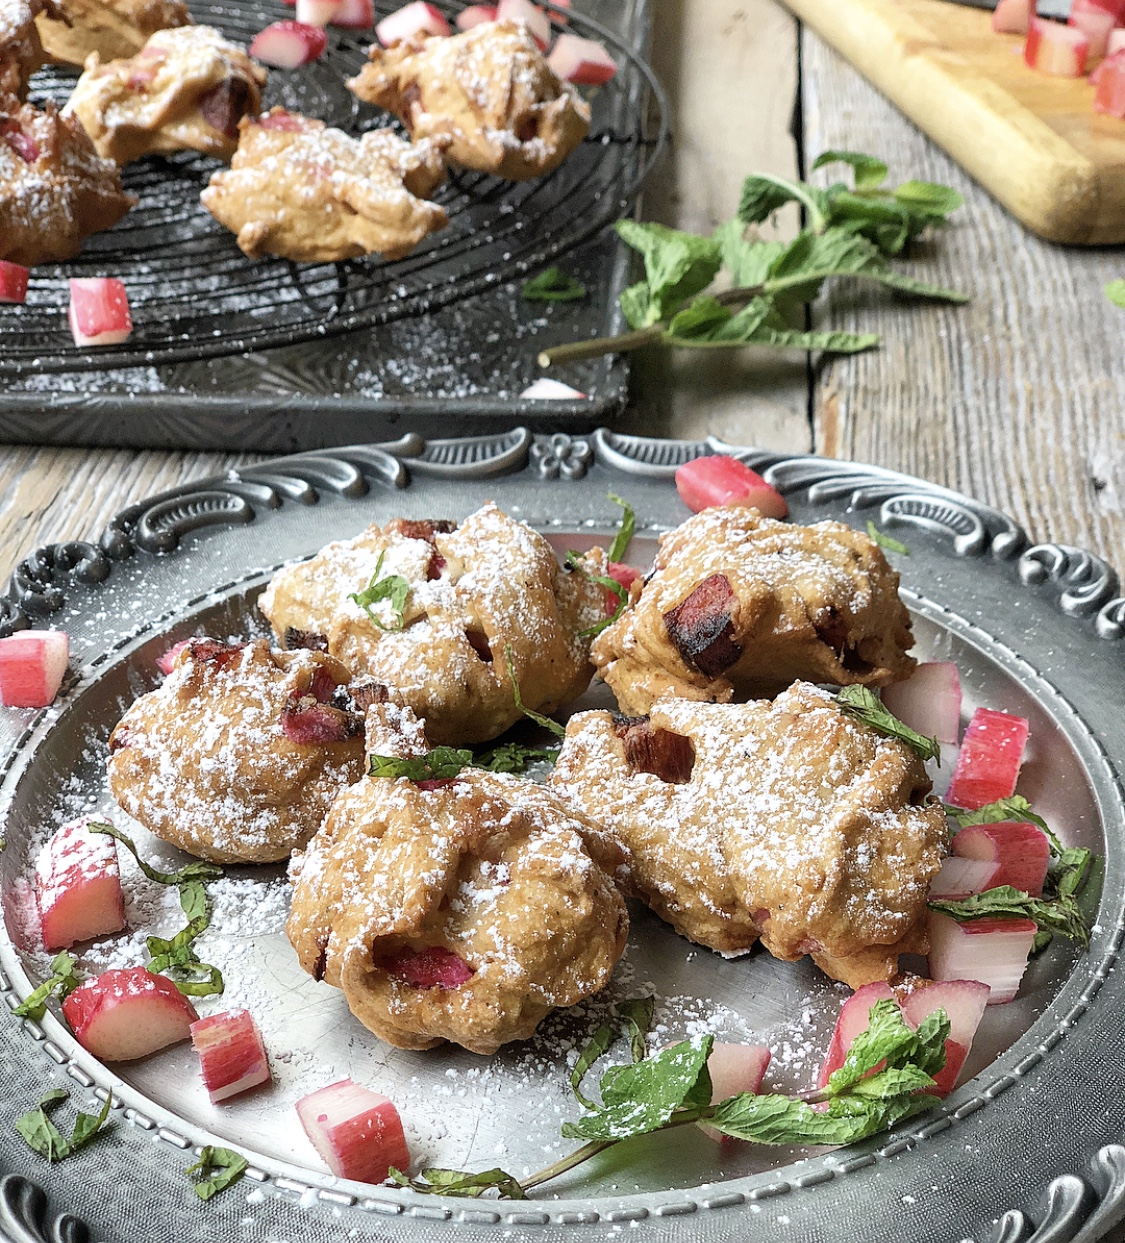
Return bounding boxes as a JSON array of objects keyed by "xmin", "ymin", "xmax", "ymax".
[{"xmin": 0, "ymin": 0, "xmax": 664, "ymax": 451}]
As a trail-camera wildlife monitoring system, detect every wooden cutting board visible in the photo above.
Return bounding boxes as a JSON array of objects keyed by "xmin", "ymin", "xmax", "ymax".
[{"xmin": 782, "ymin": 0, "xmax": 1125, "ymax": 244}]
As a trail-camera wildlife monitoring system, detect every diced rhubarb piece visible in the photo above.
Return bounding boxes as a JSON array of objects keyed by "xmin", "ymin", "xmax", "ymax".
[
  {"xmin": 496, "ymin": 0, "xmax": 550, "ymax": 48},
  {"xmin": 67, "ymin": 279, "xmax": 132, "ymax": 348},
  {"xmin": 674, "ymin": 454, "xmax": 789, "ymax": 520},
  {"xmin": 663, "ymin": 573, "xmax": 742, "ymax": 678},
  {"xmin": 0, "ymin": 630, "xmax": 69, "ymax": 708},
  {"xmin": 547, "ymin": 0, "xmax": 570, "ymax": 24},
  {"xmin": 156, "ymin": 638, "xmax": 191, "ymax": 676},
  {"xmin": 945, "ymin": 707, "xmax": 1030, "ymax": 811},
  {"xmin": 1092, "ymin": 46, "xmax": 1125, "ymax": 83},
  {"xmin": 951, "ymin": 821, "xmax": 1051, "ymax": 897},
  {"xmin": 249, "ymin": 20, "xmax": 327, "ymax": 67},
  {"xmin": 375, "ymin": 1, "xmax": 450, "ymax": 45},
  {"xmin": 0, "ymin": 260, "xmax": 29, "ymax": 304},
  {"xmin": 297, "ymin": 1079, "xmax": 410, "ymax": 1183},
  {"xmin": 190, "ymin": 1010, "xmax": 271, "ymax": 1102},
  {"xmin": 1, "ymin": 123, "xmax": 39, "ymax": 162},
  {"xmin": 330, "ymin": 0, "xmax": 374, "ymax": 27},
  {"xmin": 927, "ymin": 912, "xmax": 1037, "ymax": 1005},
  {"xmin": 198, "ymin": 77, "xmax": 255, "ymax": 140},
  {"xmin": 520, "ymin": 377, "xmax": 587, "ymax": 399},
  {"xmin": 698, "ymin": 1042, "xmax": 771, "ymax": 1141},
  {"xmin": 1070, "ymin": 0, "xmax": 1117, "ymax": 58},
  {"xmin": 455, "ymin": 4, "xmax": 497, "ymax": 30},
  {"xmin": 898, "ymin": 979, "xmax": 991, "ymax": 1096},
  {"xmin": 1025, "ymin": 18, "xmax": 1089, "ymax": 76},
  {"xmin": 547, "ymin": 33, "xmax": 618, "ymax": 85},
  {"xmin": 1094, "ymin": 52, "xmax": 1125, "ymax": 115},
  {"xmin": 614, "ymin": 717, "xmax": 696, "ymax": 784},
  {"xmin": 35, "ymin": 817, "xmax": 126, "ymax": 951},
  {"xmin": 604, "ymin": 561, "xmax": 642, "ymax": 615},
  {"xmin": 63, "ymin": 967, "xmax": 198, "ymax": 1060},
  {"xmin": 992, "ymin": 0, "xmax": 1033, "ymax": 34},
  {"xmin": 296, "ymin": 0, "xmax": 340, "ymax": 24},
  {"xmin": 880, "ymin": 661, "xmax": 963, "ymax": 747},
  {"xmin": 378, "ymin": 945, "xmax": 475, "ymax": 988},
  {"xmin": 927, "ymin": 855, "xmax": 1000, "ymax": 900},
  {"xmin": 281, "ymin": 693, "xmax": 362, "ymax": 744},
  {"xmin": 1108, "ymin": 32, "xmax": 1125, "ymax": 59}
]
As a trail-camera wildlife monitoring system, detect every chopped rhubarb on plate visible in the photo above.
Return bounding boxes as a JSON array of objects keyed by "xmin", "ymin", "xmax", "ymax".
[
  {"xmin": 991, "ymin": 0, "xmax": 1033, "ymax": 34},
  {"xmin": 927, "ymin": 855, "xmax": 1000, "ymax": 900},
  {"xmin": 945, "ymin": 707, "xmax": 1030, "ymax": 810},
  {"xmin": 1069, "ymin": 0, "xmax": 1117, "ymax": 59},
  {"xmin": 297, "ymin": 1079, "xmax": 410, "ymax": 1183},
  {"xmin": 880, "ymin": 660, "xmax": 962, "ymax": 746},
  {"xmin": 927, "ymin": 913, "xmax": 1038, "ymax": 1005},
  {"xmin": 67, "ymin": 279, "xmax": 132, "ymax": 348},
  {"xmin": 455, "ymin": 4, "xmax": 497, "ymax": 31},
  {"xmin": 604, "ymin": 561, "xmax": 642, "ymax": 615},
  {"xmin": 0, "ymin": 629, "xmax": 69, "ymax": 707},
  {"xmin": 249, "ymin": 20, "xmax": 328, "ymax": 67},
  {"xmin": 375, "ymin": 1, "xmax": 450, "ymax": 45},
  {"xmin": 495, "ymin": 0, "xmax": 550, "ymax": 48},
  {"xmin": 520, "ymin": 377, "xmax": 587, "ymax": 399},
  {"xmin": 0, "ymin": 260, "xmax": 29, "ymax": 304},
  {"xmin": 1025, "ymin": 18, "xmax": 1090, "ymax": 77},
  {"xmin": 191, "ymin": 1009, "xmax": 272, "ymax": 1102},
  {"xmin": 1094, "ymin": 53, "xmax": 1125, "ymax": 117},
  {"xmin": 546, "ymin": 33, "xmax": 618, "ymax": 85},
  {"xmin": 295, "ymin": 0, "xmax": 340, "ymax": 25},
  {"xmin": 951, "ymin": 820, "xmax": 1051, "ymax": 897},
  {"xmin": 155, "ymin": 638, "xmax": 191, "ymax": 675},
  {"xmin": 674, "ymin": 454, "xmax": 788, "ymax": 520},
  {"xmin": 35, "ymin": 817, "xmax": 126, "ymax": 951},
  {"xmin": 330, "ymin": 0, "xmax": 374, "ymax": 26},
  {"xmin": 697, "ymin": 1042, "xmax": 771, "ymax": 1141},
  {"xmin": 63, "ymin": 966, "xmax": 199, "ymax": 1060}
]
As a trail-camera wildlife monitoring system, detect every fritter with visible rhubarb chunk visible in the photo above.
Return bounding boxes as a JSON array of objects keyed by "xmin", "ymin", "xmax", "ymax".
[
  {"xmin": 107, "ymin": 639, "xmax": 381, "ymax": 864},
  {"xmin": 287, "ymin": 702, "xmax": 628, "ymax": 1054},
  {"xmin": 592, "ymin": 506, "xmax": 916, "ymax": 716},
  {"xmin": 551, "ymin": 683, "xmax": 946, "ymax": 988},
  {"xmin": 257, "ymin": 505, "xmax": 607, "ymax": 746}
]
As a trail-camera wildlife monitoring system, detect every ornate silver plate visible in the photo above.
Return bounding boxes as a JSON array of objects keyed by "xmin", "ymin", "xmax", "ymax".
[{"xmin": 1, "ymin": 431, "xmax": 1123, "ymax": 1243}]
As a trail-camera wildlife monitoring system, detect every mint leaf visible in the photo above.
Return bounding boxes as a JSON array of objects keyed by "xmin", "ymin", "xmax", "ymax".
[
  {"xmin": 866, "ymin": 520, "xmax": 909, "ymax": 555},
  {"xmin": 709, "ymin": 1085, "xmax": 936, "ymax": 1145},
  {"xmin": 616, "ymin": 996, "xmax": 654, "ymax": 1063},
  {"xmin": 368, "ymin": 747, "xmax": 474, "ymax": 781},
  {"xmin": 12, "ymin": 951, "xmax": 81, "ymax": 1020},
  {"xmin": 146, "ymin": 881, "xmax": 224, "ymax": 997},
  {"xmin": 929, "ymin": 884, "xmax": 1090, "ymax": 947},
  {"xmin": 87, "ymin": 822, "xmax": 222, "ymax": 885},
  {"xmin": 606, "ymin": 492, "xmax": 635, "ymax": 564},
  {"xmin": 390, "ymin": 1165, "xmax": 527, "ymax": 1199},
  {"xmin": 570, "ymin": 1023, "xmax": 616, "ymax": 1110},
  {"xmin": 1107, "ymin": 280, "xmax": 1125, "ymax": 309},
  {"xmin": 187, "ymin": 1146, "xmax": 248, "ymax": 1201},
  {"xmin": 504, "ymin": 646, "xmax": 565, "ymax": 738},
  {"xmin": 827, "ymin": 1000, "xmax": 948, "ymax": 1095},
  {"xmin": 16, "ymin": 1090, "xmax": 112, "ymax": 1162},
  {"xmin": 713, "ymin": 220, "xmax": 784, "ymax": 287},
  {"xmin": 667, "ymin": 296, "xmax": 732, "ymax": 339},
  {"xmin": 472, "ymin": 742, "xmax": 560, "ymax": 774},
  {"xmin": 738, "ymin": 172, "xmax": 830, "ymax": 232},
  {"xmin": 522, "ymin": 267, "xmax": 586, "ymax": 302},
  {"xmin": 835, "ymin": 685, "xmax": 940, "ymax": 763},
  {"xmin": 614, "ymin": 221, "xmax": 722, "ymax": 328},
  {"xmin": 944, "ymin": 796, "xmax": 1058, "ymax": 849},
  {"xmin": 348, "ymin": 551, "xmax": 410, "ymax": 632},
  {"xmin": 813, "ymin": 150, "xmax": 888, "ymax": 191},
  {"xmin": 893, "ymin": 180, "xmax": 965, "ymax": 218},
  {"xmin": 68, "ymin": 1093, "xmax": 113, "ymax": 1152}
]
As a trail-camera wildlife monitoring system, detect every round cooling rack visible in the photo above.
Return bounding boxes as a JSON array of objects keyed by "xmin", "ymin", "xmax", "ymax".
[
  {"xmin": 0, "ymin": 0, "xmax": 667, "ymax": 374},
  {"xmin": 1, "ymin": 432, "xmax": 1125, "ymax": 1243}
]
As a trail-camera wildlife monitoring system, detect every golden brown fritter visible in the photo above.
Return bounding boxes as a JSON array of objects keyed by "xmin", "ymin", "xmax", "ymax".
[
  {"xmin": 107, "ymin": 639, "xmax": 376, "ymax": 864},
  {"xmin": 550, "ymin": 683, "xmax": 946, "ymax": 986},
  {"xmin": 0, "ymin": 98, "xmax": 133, "ymax": 265},
  {"xmin": 286, "ymin": 702, "xmax": 628, "ymax": 1054},
  {"xmin": 257, "ymin": 506, "xmax": 606, "ymax": 746},
  {"xmin": 200, "ymin": 109, "xmax": 448, "ymax": 263},
  {"xmin": 65, "ymin": 26, "xmax": 266, "ymax": 165},
  {"xmin": 348, "ymin": 20, "xmax": 590, "ymax": 181},
  {"xmin": 35, "ymin": 0, "xmax": 190, "ymax": 67},
  {"xmin": 592, "ymin": 506, "xmax": 917, "ymax": 716},
  {"xmin": 0, "ymin": 0, "xmax": 61, "ymax": 100}
]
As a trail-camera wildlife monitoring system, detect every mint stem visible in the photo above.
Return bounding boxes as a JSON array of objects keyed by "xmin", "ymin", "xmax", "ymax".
[
  {"xmin": 537, "ymin": 327, "xmax": 663, "ymax": 369},
  {"xmin": 519, "ymin": 1140, "xmax": 614, "ymax": 1192}
]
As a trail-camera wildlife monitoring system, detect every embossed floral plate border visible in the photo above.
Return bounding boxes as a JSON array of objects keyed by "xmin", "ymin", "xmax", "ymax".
[{"xmin": 0, "ymin": 429, "xmax": 1123, "ymax": 1243}]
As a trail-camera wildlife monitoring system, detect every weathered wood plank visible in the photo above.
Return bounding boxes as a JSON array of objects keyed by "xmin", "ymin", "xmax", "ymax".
[{"xmin": 802, "ymin": 29, "xmax": 1125, "ymax": 565}]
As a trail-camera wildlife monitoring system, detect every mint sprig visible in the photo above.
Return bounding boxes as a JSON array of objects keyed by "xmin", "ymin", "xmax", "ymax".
[
  {"xmin": 187, "ymin": 1146, "xmax": 248, "ymax": 1200},
  {"xmin": 369, "ymin": 742, "xmax": 561, "ymax": 781},
  {"xmin": 866, "ymin": 520, "xmax": 909, "ymax": 556},
  {"xmin": 522, "ymin": 267, "xmax": 586, "ymax": 303},
  {"xmin": 835, "ymin": 685, "xmax": 941, "ymax": 764},
  {"xmin": 944, "ymin": 795, "xmax": 1058, "ymax": 851},
  {"xmin": 15, "ymin": 1089, "xmax": 112, "ymax": 1162},
  {"xmin": 348, "ymin": 551, "xmax": 410, "ymax": 632},
  {"xmin": 12, "ymin": 952, "xmax": 81, "ymax": 1020}
]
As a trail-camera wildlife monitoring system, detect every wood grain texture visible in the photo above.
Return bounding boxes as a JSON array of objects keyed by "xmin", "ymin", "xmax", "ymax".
[
  {"xmin": 784, "ymin": 0, "xmax": 1125, "ymax": 244},
  {"xmin": 803, "ymin": 28, "xmax": 1125, "ymax": 565}
]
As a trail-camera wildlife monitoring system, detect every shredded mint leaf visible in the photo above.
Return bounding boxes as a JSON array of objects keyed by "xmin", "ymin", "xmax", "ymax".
[
  {"xmin": 368, "ymin": 747, "xmax": 474, "ymax": 781},
  {"xmin": 566, "ymin": 551, "xmax": 628, "ymax": 639},
  {"xmin": 570, "ymin": 1024, "xmax": 616, "ymax": 1111},
  {"xmin": 146, "ymin": 881, "xmax": 224, "ymax": 997},
  {"xmin": 835, "ymin": 685, "xmax": 940, "ymax": 763},
  {"xmin": 187, "ymin": 1146, "xmax": 248, "ymax": 1201},
  {"xmin": 69, "ymin": 1094, "xmax": 114, "ymax": 1152},
  {"xmin": 929, "ymin": 884, "xmax": 1090, "ymax": 948},
  {"xmin": 614, "ymin": 221, "xmax": 722, "ymax": 328},
  {"xmin": 348, "ymin": 551, "xmax": 410, "ymax": 632},
  {"xmin": 13, "ymin": 952, "xmax": 81, "ymax": 1020},
  {"xmin": 522, "ymin": 267, "xmax": 586, "ymax": 302},
  {"xmin": 473, "ymin": 741, "xmax": 560, "ymax": 774},
  {"xmin": 390, "ymin": 1166, "xmax": 527, "ymax": 1199},
  {"xmin": 606, "ymin": 492, "xmax": 636, "ymax": 563},
  {"xmin": 812, "ymin": 150, "xmax": 888, "ymax": 192},
  {"xmin": 617, "ymin": 996, "xmax": 655, "ymax": 1063},
  {"xmin": 944, "ymin": 796, "xmax": 1058, "ymax": 850},
  {"xmin": 1107, "ymin": 280, "xmax": 1125, "ymax": 309},
  {"xmin": 87, "ymin": 822, "xmax": 222, "ymax": 885},
  {"xmin": 570, "ymin": 997, "xmax": 655, "ymax": 1110},
  {"xmin": 16, "ymin": 1090, "xmax": 112, "ymax": 1162},
  {"xmin": 866, "ymin": 520, "xmax": 909, "ymax": 555},
  {"xmin": 505, "ymin": 646, "xmax": 565, "ymax": 738}
]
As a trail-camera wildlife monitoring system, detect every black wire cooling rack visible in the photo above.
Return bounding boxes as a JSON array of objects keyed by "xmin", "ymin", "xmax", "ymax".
[{"xmin": 1, "ymin": 0, "xmax": 666, "ymax": 375}]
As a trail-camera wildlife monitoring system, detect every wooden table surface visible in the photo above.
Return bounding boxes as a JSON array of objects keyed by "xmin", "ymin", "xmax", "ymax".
[{"xmin": 2, "ymin": 0, "xmax": 1123, "ymax": 585}]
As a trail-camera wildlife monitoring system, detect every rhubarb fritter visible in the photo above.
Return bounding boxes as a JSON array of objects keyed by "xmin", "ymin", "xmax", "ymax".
[
  {"xmin": 200, "ymin": 109, "xmax": 448, "ymax": 262},
  {"xmin": 0, "ymin": 98, "xmax": 133, "ymax": 265},
  {"xmin": 550, "ymin": 683, "xmax": 945, "ymax": 987},
  {"xmin": 0, "ymin": 0, "xmax": 61, "ymax": 99},
  {"xmin": 593, "ymin": 506, "xmax": 916, "ymax": 716},
  {"xmin": 348, "ymin": 20, "xmax": 590, "ymax": 181},
  {"xmin": 65, "ymin": 26, "xmax": 266, "ymax": 164},
  {"xmin": 107, "ymin": 639, "xmax": 380, "ymax": 864},
  {"xmin": 257, "ymin": 505, "xmax": 606, "ymax": 745},
  {"xmin": 34, "ymin": 0, "xmax": 190, "ymax": 67},
  {"xmin": 287, "ymin": 702, "xmax": 628, "ymax": 1055}
]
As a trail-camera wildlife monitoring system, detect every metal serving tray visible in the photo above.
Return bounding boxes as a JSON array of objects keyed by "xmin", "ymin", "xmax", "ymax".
[{"xmin": 1, "ymin": 430, "xmax": 1123, "ymax": 1243}]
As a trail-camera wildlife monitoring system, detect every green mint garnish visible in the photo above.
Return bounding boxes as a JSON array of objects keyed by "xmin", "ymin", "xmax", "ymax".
[
  {"xmin": 368, "ymin": 747, "xmax": 474, "ymax": 781},
  {"xmin": 522, "ymin": 267, "xmax": 587, "ymax": 302},
  {"xmin": 505, "ymin": 646, "xmax": 565, "ymax": 739},
  {"xmin": 348, "ymin": 551, "xmax": 410, "ymax": 632},
  {"xmin": 944, "ymin": 796, "xmax": 1059, "ymax": 851},
  {"xmin": 835, "ymin": 685, "xmax": 940, "ymax": 764},
  {"xmin": 12, "ymin": 952, "xmax": 81, "ymax": 1020},
  {"xmin": 187, "ymin": 1146, "xmax": 249, "ymax": 1201},
  {"xmin": 16, "ymin": 1089, "xmax": 112, "ymax": 1162},
  {"xmin": 866, "ymin": 520, "xmax": 910, "ymax": 556}
]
